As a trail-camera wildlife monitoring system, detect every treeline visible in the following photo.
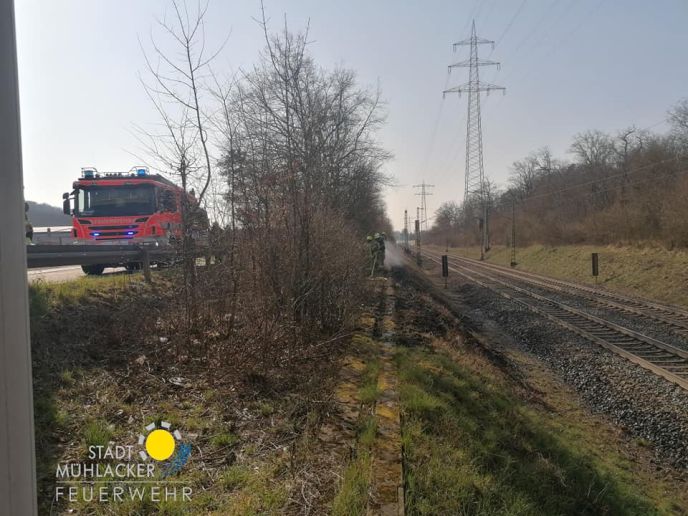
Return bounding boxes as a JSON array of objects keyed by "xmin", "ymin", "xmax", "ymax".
[
  {"xmin": 138, "ymin": 3, "xmax": 391, "ymax": 374},
  {"xmin": 427, "ymin": 99, "xmax": 688, "ymax": 249},
  {"xmin": 25, "ymin": 201, "xmax": 71, "ymax": 227}
]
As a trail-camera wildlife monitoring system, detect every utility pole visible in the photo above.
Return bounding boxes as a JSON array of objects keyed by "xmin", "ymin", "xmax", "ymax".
[
  {"xmin": 0, "ymin": 0, "xmax": 38, "ymax": 513},
  {"xmin": 415, "ymin": 207, "xmax": 422, "ymax": 265},
  {"xmin": 444, "ymin": 20, "xmax": 505, "ymax": 261},
  {"xmin": 510, "ymin": 199, "xmax": 517, "ymax": 267},
  {"xmin": 413, "ymin": 181, "xmax": 434, "ymax": 233},
  {"xmin": 403, "ymin": 209, "xmax": 409, "ymax": 250}
]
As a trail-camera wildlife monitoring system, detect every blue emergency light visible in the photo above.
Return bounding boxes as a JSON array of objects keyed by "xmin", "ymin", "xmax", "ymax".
[
  {"xmin": 82, "ymin": 168, "xmax": 96, "ymax": 179},
  {"xmin": 136, "ymin": 168, "xmax": 147, "ymax": 177}
]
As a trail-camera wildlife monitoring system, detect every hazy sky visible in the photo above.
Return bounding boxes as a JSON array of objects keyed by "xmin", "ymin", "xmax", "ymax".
[{"xmin": 16, "ymin": 0, "xmax": 688, "ymax": 230}]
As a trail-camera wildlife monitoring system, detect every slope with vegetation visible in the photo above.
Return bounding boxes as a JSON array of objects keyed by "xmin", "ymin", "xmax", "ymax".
[
  {"xmin": 428, "ymin": 98, "xmax": 688, "ymax": 251},
  {"xmin": 435, "ymin": 243, "xmax": 688, "ymax": 308},
  {"xmin": 31, "ymin": 3, "xmax": 393, "ymax": 513},
  {"xmin": 26, "ymin": 200, "xmax": 71, "ymax": 226}
]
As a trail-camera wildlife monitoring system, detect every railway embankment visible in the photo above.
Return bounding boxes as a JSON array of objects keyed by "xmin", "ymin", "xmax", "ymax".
[
  {"xmin": 390, "ymin": 261, "xmax": 688, "ymax": 514},
  {"xmin": 434, "ymin": 244, "xmax": 688, "ymax": 308}
]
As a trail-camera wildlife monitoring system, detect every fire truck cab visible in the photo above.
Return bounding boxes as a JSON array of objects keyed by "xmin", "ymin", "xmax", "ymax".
[{"xmin": 63, "ymin": 167, "xmax": 200, "ymax": 275}]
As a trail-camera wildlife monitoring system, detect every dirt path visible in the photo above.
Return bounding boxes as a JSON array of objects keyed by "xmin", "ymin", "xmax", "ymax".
[{"xmin": 369, "ymin": 284, "xmax": 404, "ymax": 515}]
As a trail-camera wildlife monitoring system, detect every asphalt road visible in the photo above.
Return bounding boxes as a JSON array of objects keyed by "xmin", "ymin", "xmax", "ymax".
[{"xmin": 27, "ymin": 265, "xmax": 127, "ymax": 283}]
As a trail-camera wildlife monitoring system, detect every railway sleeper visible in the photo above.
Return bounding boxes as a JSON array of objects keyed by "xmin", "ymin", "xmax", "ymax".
[
  {"xmin": 465, "ymin": 257, "xmax": 688, "ymax": 331},
  {"xmin": 650, "ymin": 358, "xmax": 688, "ymax": 365},
  {"xmin": 635, "ymin": 353, "xmax": 677, "ymax": 360}
]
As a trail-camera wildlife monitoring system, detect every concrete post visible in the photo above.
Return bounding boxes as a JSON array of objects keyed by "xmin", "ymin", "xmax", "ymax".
[{"xmin": 0, "ymin": 0, "xmax": 38, "ymax": 513}]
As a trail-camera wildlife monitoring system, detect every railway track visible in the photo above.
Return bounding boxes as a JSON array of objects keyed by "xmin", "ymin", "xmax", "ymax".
[
  {"xmin": 420, "ymin": 250, "xmax": 688, "ymax": 391},
  {"xmin": 436, "ymin": 251, "xmax": 688, "ymax": 337}
]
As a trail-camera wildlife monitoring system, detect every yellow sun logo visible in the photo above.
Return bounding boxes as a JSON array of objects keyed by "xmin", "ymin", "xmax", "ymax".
[{"xmin": 138, "ymin": 421, "xmax": 182, "ymax": 461}]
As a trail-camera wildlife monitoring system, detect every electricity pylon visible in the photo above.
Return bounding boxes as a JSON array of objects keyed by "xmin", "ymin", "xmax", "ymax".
[
  {"xmin": 413, "ymin": 182, "xmax": 434, "ymax": 232},
  {"xmin": 444, "ymin": 20, "xmax": 505, "ymax": 260}
]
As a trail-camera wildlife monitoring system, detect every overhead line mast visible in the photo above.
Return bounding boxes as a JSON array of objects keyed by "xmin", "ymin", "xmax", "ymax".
[
  {"xmin": 444, "ymin": 20, "xmax": 505, "ymax": 260},
  {"xmin": 413, "ymin": 181, "xmax": 434, "ymax": 233}
]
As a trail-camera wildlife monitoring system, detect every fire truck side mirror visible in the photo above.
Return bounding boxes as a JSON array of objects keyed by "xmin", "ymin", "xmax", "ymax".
[{"xmin": 62, "ymin": 193, "xmax": 70, "ymax": 215}]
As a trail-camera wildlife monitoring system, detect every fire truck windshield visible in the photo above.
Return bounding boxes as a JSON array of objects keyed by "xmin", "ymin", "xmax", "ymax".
[{"xmin": 76, "ymin": 184, "xmax": 155, "ymax": 217}]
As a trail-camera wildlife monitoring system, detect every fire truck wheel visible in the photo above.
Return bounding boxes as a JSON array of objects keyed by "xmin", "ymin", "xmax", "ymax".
[
  {"xmin": 81, "ymin": 264, "xmax": 105, "ymax": 276},
  {"xmin": 125, "ymin": 262, "xmax": 142, "ymax": 272}
]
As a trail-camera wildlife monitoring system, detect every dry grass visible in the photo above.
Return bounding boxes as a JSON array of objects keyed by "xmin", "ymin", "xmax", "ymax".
[
  {"xmin": 436, "ymin": 243, "xmax": 688, "ymax": 308},
  {"xmin": 29, "ymin": 271, "xmax": 365, "ymax": 514}
]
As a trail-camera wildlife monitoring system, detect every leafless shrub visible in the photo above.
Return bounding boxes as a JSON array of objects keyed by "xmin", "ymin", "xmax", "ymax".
[{"xmin": 138, "ymin": 3, "xmax": 389, "ymax": 377}]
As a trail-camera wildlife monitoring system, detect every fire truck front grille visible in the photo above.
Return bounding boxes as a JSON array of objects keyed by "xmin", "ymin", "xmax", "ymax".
[{"xmin": 89, "ymin": 225, "xmax": 139, "ymax": 230}]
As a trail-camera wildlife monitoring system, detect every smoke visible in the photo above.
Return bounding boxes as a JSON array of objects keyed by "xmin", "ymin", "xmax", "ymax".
[{"xmin": 384, "ymin": 243, "xmax": 405, "ymax": 268}]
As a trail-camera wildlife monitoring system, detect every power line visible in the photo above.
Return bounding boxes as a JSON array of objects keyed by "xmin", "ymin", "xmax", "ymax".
[
  {"xmin": 485, "ymin": 0, "xmax": 574, "ymax": 86},
  {"xmin": 488, "ymin": 0, "xmax": 528, "ymax": 58},
  {"xmin": 418, "ymin": 71, "xmax": 451, "ymax": 178},
  {"xmin": 501, "ymin": 0, "xmax": 607, "ymax": 88}
]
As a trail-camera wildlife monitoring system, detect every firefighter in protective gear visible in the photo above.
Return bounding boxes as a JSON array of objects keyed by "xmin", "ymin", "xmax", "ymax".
[
  {"xmin": 367, "ymin": 235, "xmax": 379, "ymax": 276},
  {"xmin": 375, "ymin": 232, "xmax": 386, "ymax": 266},
  {"xmin": 25, "ymin": 202, "xmax": 33, "ymax": 244},
  {"xmin": 368, "ymin": 233, "xmax": 387, "ymax": 276}
]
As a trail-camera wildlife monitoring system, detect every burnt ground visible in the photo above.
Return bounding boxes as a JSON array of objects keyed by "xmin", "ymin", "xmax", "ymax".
[
  {"xmin": 388, "ymin": 261, "xmax": 688, "ymax": 514},
  {"xmin": 393, "ymin": 249, "xmax": 688, "ymax": 473}
]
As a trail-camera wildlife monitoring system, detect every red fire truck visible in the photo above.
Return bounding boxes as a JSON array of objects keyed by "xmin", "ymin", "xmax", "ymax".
[{"xmin": 62, "ymin": 167, "xmax": 200, "ymax": 275}]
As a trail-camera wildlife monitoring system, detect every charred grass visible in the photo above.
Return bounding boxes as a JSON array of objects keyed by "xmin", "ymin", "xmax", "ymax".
[{"xmin": 392, "ymin": 266, "xmax": 687, "ymax": 515}]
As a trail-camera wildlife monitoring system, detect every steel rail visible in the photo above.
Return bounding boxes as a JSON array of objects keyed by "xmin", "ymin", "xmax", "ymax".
[
  {"xmin": 421, "ymin": 251, "xmax": 688, "ymax": 391},
  {"xmin": 424, "ymin": 249, "xmax": 688, "ymax": 337},
  {"xmin": 443, "ymin": 250, "xmax": 688, "ymax": 320}
]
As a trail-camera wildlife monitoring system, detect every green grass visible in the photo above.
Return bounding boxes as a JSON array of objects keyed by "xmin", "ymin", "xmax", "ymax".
[
  {"xmin": 210, "ymin": 432, "xmax": 239, "ymax": 448},
  {"xmin": 30, "ymin": 274, "xmax": 144, "ymax": 307},
  {"xmin": 357, "ymin": 416, "xmax": 377, "ymax": 448},
  {"xmin": 359, "ymin": 359, "xmax": 381, "ymax": 404},
  {"xmin": 438, "ymin": 243, "xmax": 688, "ymax": 308},
  {"xmin": 396, "ymin": 346, "xmax": 667, "ymax": 515},
  {"xmin": 332, "ymin": 330, "xmax": 384, "ymax": 515},
  {"xmin": 82, "ymin": 419, "xmax": 113, "ymax": 450},
  {"xmin": 220, "ymin": 465, "xmax": 251, "ymax": 490},
  {"xmin": 257, "ymin": 401, "xmax": 275, "ymax": 416},
  {"xmin": 58, "ymin": 369, "xmax": 76, "ymax": 386},
  {"xmin": 331, "ymin": 450, "xmax": 373, "ymax": 516}
]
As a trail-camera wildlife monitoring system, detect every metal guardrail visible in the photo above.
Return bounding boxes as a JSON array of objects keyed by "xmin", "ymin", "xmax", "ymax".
[{"xmin": 26, "ymin": 244, "xmax": 176, "ymax": 269}]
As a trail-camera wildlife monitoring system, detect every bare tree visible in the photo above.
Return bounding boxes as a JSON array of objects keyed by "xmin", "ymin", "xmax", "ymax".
[
  {"xmin": 669, "ymin": 98, "xmax": 688, "ymax": 134},
  {"xmin": 138, "ymin": 0, "xmax": 224, "ymax": 334},
  {"xmin": 210, "ymin": 11, "xmax": 390, "ymax": 333},
  {"xmin": 569, "ymin": 130, "xmax": 615, "ymax": 168}
]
